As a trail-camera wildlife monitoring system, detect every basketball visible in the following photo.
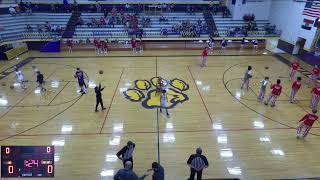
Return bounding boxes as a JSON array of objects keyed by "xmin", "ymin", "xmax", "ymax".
[
  {"xmin": 10, "ymin": 85, "xmax": 14, "ymax": 89},
  {"xmin": 1, "ymin": 82, "xmax": 6, "ymax": 86},
  {"xmin": 74, "ymin": 74, "xmax": 77, "ymax": 78},
  {"xmin": 99, "ymin": 70, "xmax": 103, "ymax": 74},
  {"xmin": 265, "ymin": 66, "xmax": 269, "ymax": 69}
]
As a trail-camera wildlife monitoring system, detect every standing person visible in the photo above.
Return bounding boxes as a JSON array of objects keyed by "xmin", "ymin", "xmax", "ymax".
[
  {"xmin": 147, "ymin": 162, "xmax": 164, "ymax": 180},
  {"xmin": 264, "ymin": 79, "xmax": 282, "ymax": 107},
  {"xmin": 93, "ymin": 38, "xmax": 98, "ymax": 54},
  {"xmin": 310, "ymin": 85, "xmax": 320, "ymax": 110},
  {"xmin": 15, "ymin": 68, "xmax": 26, "ymax": 89},
  {"xmin": 289, "ymin": 60, "xmax": 300, "ymax": 81},
  {"xmin": 101, "ymin": 40, "xmax": 108, "ymax": 55},
  {"xmin": 296, "ymin": 109, "xmax": 318, "ymax": 139},
  {"xmin": 97, "ymin": 39, "xmax": 102, "ymax": 54},
  {"xmin": 160, "ymin": 90, "xmax": 169, "ymax": 117},
  {"xmin": 201, "ymin": 47, "xmax": 208, "ymax": 67},
  {"xmin": 220, "ymin": 38, "xmax": 227, "ymax": 54},
  {"xmin": 36, "ymin": 71, "xmax": 46, "ymax": 92},
  {"xmin": 258, "ymin": 76, "xmax": 269, "ymax": 101},
  {"xmin": 131, "ymin": 38, "xmax": 137, "ymax": 53},
  {"xmin": 240, "ymin": 66, "xmax": 252, "ymax": 90},
  {"xmin": 252, "ymin": 39, "xmax": 258, "ymax": 51},
  {"xmin": 240, "ymin": 37, "xmax": 245, "ymax": 51},
  {"xmin": 67, "ymin": 39, "xmax": 73, "ymax": 53},
  {"xmin": 289, "ymin": 77, "xmax": 302, "ymax": 103},
  {"xmin": 138, "ymin": 38, "xmax": 144, "ymax": 53},
  {"xmin": 308, "ymin": 65, "xmax": 320, "ymax": 87},
  {"xmin": 74, "ymin": 68, "xmax": 87, "ymax": 94},
  {"xmin": 114, "ymin": 161, "xmax": 147, "ymax": 180},
  {"xmin": 94, "ymin": 83, "xmax": 106, "ymax": 112},
  {"xmin": 208, "ymin": 37, "xmax": 214, "ymax": 54},
  {"xmin": 117, "ymin": 141, "xmax": 135, "ymax": 169},
  {"xmin": 187, "ymin": 147, "xmax": 209, "ymax": 180}
]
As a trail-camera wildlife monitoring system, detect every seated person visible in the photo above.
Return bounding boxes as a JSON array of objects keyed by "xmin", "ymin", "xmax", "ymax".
[
  {"xmin": 9, "ymin": 6, "xmax": 16, "ymax": 15},
  {"xmin": 26, "ymin": 25, "xmax": 32, "ymax": 32},
  {"xmin": 160, "ymin": 28, "xmax": 168, "ymax": 37},
  {"xmin": 159, "ymin": 15, "xmax": 166, "ymax": 24}
]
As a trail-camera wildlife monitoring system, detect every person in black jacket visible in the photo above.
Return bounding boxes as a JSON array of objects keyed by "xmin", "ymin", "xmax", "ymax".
[
  {"xmin": 187, "ymin": 147, "xmax": 209, "ymax": 180},
  {"xmin": 95, "ymin": 83, "xmax": 106, "ymax": 112},
  {"xmin": 147, "ymin": 162, "xmax": 164, "ymax": 180},
  {"xmin": 117, "ymin": 141, "xmax": 135, "ymax": 169},
  {"xmin": 36, "ymin": 71, "xmax": 46, "ymax": 92}
]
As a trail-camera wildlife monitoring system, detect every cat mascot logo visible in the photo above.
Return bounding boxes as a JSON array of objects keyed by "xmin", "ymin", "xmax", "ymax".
[{"xmin": 123, "ymin": 77, "xmax": 189, "ymax": 109}]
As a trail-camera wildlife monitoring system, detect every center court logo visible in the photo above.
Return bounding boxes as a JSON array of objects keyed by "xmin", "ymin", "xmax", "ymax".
[{"xmin": 123, "ymin": 77, "xmax": 189, "ymax": 109}]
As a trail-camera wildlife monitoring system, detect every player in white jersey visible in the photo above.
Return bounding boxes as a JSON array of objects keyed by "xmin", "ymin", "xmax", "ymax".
[
  {"xmin": 160, "ymin": 90, "xmax": 169, "ymax": 117},
  {"xmin": 15, "ymin": 68, "xmax": 26, "ymax": 89}
]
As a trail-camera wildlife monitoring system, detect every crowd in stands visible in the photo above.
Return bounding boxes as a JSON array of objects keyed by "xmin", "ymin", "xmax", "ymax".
[
  {"xmin": 9, "ymin": 1, "xmax": 33, "ymax": 16},
  {"xmin": 168, "ymin": 20, "xmax": 207, "ymax": 37}
]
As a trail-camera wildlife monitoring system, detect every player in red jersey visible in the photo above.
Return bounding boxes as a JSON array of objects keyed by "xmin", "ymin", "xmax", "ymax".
[
  {"xmin": 97, "ymin": 39, "xmax": 103, "ymax": 54},
  {"xmin": 310, "ymin": 85, "xmax": 320, "ymax": 110},
  {"xmin": 308, "ymin": 65, "xmax": 320, "ymax": 87},
  {"xmin": 93, "ymin": 38, "xmax": 98, "ymax": 54},
  {"xmin": 289, "ymin": 60, "xmax": 299, "ymax": 81},
  {"xmin": 67, "ymin": 39, "xmax": 73, "ymax": 53},
  {"xmin": 101, "ymin": 39, "xmax": 108, "ymax": 55},
  {"xmin": 289, "ymin": 77, "xmax": 302, "ymax": 103},
  {"xmin": 264, "ymin": 79, "xmax": 282, "ymax": 107},
  {"xmin": 201, "ymin": 47, "xmax": 209, "ymax": 67},
  {"xmin": 296, "ymin": 109, "xmax": 318, "ymax": 139},
  {"xmin": 131, "ymin": 38, "xmax": 137, "ymax": 53}
]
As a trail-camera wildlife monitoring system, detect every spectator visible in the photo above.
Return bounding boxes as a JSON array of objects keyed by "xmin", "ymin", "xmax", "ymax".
[
  {"xmin": 114, "ymin": 161, "xmax": 147, "ymax": 180},
  {"xmin": 159, "ymin": 15, "xmax": 166, "ymax": 24},
  {"xmin": 89, "ymin": 4, "xmax": 94, "ymax": 13},
  {"xmin": 75, "ymin": 16, "xmax": 84, "ymax": 27},
  {"xmin": 9, "ymin": 6, "xmax": 17, "ymax": 15},
  {"xmin": 99, "ymin": 16, "xmax": 106, "ymax": 27},
  {"xmin": 26, "ymin": 25, "xmax": 32, "ymax": 32},
  {"xmin": 197, "ymin": 18, "xmax": 202, "ymax": 26},
  {"xmin": 117, "ymin": 141, "xmax": 135, "ymax": 168},
  {"xmin": 95, "ymin": 3, "xmax": 101, "ymax": 13},
  {"xmin": 73, "ymin": 0, "xmax": 78, "ymax": 11},
  {"xmin": 125, "ymin": 3, "xmax": 130, "ymax": 12},
  {"xmin": 91, "ymin": 18, "xmax": 99, "ymax": 27},
  {"xmin": 147, "ymin": 162, "xmax": 164, "ymax": 180},
  {"xmin": 103, "ymin": 8, "xmax": 108, "ymax": 18},
  {"xmin": 45, "ymin": 21, "xmax": 51, "ymax": 29},
  {"xmin": 161, "ymin": 28, "xmax": 168, "ymax": 37},
  {"xmin": 187, "ymin": 147, "xmax": 209, "ymax": 180},
  {"xmin": 170, "ymin": 3, "xmax": 174, "ymax": 12},
  {"xmin": 15, "ymin": 5, "xmax": 21, "ymax": 14}
]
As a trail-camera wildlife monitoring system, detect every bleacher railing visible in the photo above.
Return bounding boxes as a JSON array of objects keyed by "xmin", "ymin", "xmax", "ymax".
[{"xmin": 22, "ymin": 32, "xmax": 61, "ymax": 40}]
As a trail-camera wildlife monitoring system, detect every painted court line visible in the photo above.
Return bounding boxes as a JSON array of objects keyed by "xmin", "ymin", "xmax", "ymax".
[
  {"xmin": 99, "ymin": 67, "xmax": 125, "ymax": 134},
  {"xmin": 187, "ymin": 66, "xmax": 214, "ymax": 124},
  {"xmin": 2, "ymin": 126, "xmax": 320, "ymax": 137}
]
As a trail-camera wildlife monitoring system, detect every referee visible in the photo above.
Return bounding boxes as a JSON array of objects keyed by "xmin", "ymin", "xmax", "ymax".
[
  {"xmin": 117, "ymin": 141, "xmax": 135, "ymax": 169},
  {"xmin": 187, "ymin": 147, "xmax": 209, "ymax": 180}
]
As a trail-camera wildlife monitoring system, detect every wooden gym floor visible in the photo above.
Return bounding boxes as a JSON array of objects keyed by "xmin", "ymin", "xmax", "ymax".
[{"xmin": 0, "ymin": 49, "xmax": 320, "ymax": 180}]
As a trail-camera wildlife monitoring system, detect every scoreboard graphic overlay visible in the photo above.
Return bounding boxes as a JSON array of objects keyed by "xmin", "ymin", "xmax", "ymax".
[{"xmin": 1, "ymin": 146, "xmax": 54, "ymax": 178}]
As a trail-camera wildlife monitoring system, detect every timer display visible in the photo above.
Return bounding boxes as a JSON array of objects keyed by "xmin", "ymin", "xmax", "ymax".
[{"xmin": 1, "ymin": 146, "xmax": 54, "ymax": 178}]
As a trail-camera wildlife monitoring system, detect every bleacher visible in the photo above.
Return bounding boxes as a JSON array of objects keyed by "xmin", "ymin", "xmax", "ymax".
[
  {"xmin": 0, "ymin": 13, "xmax": 71, "ymax": 42},
  {"xmin": 73, "ymin": 12, "xmax": 208, "ymax": 39},
  {"xmin": 212, "ymin": 13, "xmax": 272, "ymax": 37}
]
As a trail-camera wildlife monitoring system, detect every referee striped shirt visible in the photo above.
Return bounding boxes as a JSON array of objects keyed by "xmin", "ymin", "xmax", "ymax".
[{"xmin": 187, "ymin": 154, "xmax": 209, "ymax": 171}]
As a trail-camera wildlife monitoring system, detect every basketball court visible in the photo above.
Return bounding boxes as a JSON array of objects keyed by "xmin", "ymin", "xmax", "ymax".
[{"xmin": 0, "ymin": 49, "xmax": 319, "ymax": 179}]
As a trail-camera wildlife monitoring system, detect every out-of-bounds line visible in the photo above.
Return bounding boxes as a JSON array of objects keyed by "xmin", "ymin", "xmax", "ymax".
[
  {"xmin": 3, "ymin": 126, "xmax": 320, "ymax": 137},
  {"xmin": 187, "ymin": 66, "xmax": 213, "ymax": 124},
  {"xmin": 99, "ymin": 67, "xmax": 125, "ymax": 133}
]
